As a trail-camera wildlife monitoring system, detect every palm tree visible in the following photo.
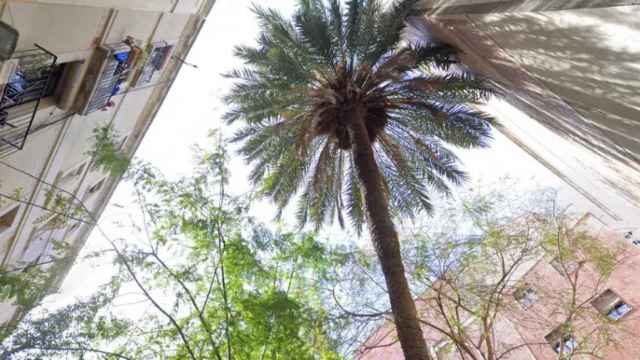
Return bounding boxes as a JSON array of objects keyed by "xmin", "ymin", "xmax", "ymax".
[{"xmin": 224, "ymin": 1, "xmax": 496, "ymax": 358}]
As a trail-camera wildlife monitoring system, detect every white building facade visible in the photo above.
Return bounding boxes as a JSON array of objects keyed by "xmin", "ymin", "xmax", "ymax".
[{"xmin": 421, "ymin": 0, "xmax": 640, "ymax": 230}]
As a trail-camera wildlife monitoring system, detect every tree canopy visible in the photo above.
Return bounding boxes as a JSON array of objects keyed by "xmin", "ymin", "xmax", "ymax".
[
  {"xmin": 224, "ymin": 0, "xmax": 497, "ymax": 231},
  {"xmin": 1, "ymin": 145, "xmax": 347, "ymax": 360}
]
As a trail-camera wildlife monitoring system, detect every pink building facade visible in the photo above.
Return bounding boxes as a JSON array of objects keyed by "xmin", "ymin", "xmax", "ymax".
[
  {"xmin": 358, "ymin": 1, "xmax": 640, "ymax": 358},
  {"xmin": 358, "ymin": 224, "xmax": 640, "ymax": 359}
]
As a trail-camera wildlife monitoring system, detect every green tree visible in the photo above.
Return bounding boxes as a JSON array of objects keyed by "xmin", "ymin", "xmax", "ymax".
[
  {"xmin": 337, "ymin": 187, "xmax": 630, "ymax": 359},
  {"xmin": 0, "ymin": 257, "xmax": 72, "ymax": 341},
  {"xmin": 1, "ymin": 146, "xmax": 346, "ymax": 360},
  {"xmin": 223, "ymin": 1, "xmax": 496, "ymax": 357},
  {"xmin": 87, "ymin": 124, "xmax": 130, "ymax": 178}
]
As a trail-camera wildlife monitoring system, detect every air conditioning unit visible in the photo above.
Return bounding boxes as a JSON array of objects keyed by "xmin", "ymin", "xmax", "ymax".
[{"xmin": 74, "ymin": 43, "xmax": 139, "ymax": 115}]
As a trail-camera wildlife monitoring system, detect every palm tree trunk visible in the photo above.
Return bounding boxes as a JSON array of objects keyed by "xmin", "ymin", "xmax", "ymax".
[{"xmin": 348, "ymin": 104, "xmax": 430, "ymax": 360}]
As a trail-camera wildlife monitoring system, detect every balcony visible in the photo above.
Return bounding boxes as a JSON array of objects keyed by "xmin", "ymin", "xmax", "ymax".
[
  {"xmin": 0, "ymin": 44, "xmax": 58, "ymax": 156},
  {"xmin": 74, "ymin": 42, "xmax": 143, "ymax": 115}
]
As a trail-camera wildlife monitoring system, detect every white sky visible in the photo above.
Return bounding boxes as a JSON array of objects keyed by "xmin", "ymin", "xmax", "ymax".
[{"xmin": 50, "ymin": 0, "xmax": 601, "ymax": 304}]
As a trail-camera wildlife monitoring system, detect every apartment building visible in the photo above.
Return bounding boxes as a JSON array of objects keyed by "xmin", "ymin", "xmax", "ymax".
[
  {"xmin": 0, "ymin": 0, "xmax": 214, "ymax": 331},
  {"xmin": 358, "ymin": 216, "xmax": 640, "ymax": 359},
  {"xmin": 358, "ymin": 3, "xmax": 640, "ymax": 357},
  {"xmin": 417, "ymin": 0, "xmax": 640, "ymax": 232}
]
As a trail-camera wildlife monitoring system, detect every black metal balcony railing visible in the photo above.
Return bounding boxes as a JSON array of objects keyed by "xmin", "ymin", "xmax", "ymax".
[{"xmin": 0, "ymin": 44, "xmax": 58, "ymax": 153}]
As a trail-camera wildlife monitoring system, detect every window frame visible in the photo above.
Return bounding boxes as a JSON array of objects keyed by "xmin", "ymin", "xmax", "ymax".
[
  {"xmin": 85, "ymin": 178, "xmax": 106, "ymax": 198},
  {"xmin": 591, "ymin": 289, "xmax": 633, "ymax": 321},
  {"xmin": 553, "ymin": 336, "xmax": 577, "ymax": 355},
  {"xmin": 514, "ymin": 286, "xmax": 538, "ymax": 310},
  {"xmin": 545, "ymin": 326, "xmax": 578, "ymax": 356},
  {"xmin": 550, "ymin": 256, "xmax": 578, "ymax": 277},
  {"xmin": 61, "ymin": 161, "xmax": 88, "ymax": 182}
]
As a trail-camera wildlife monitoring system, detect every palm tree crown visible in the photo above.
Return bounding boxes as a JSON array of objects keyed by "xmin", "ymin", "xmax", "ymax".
[{"xmin": 224, "ymin": 0, "xmax": 497, "ymax": 231}]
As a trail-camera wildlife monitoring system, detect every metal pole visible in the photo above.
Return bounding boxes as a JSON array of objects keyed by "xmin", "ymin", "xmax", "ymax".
[{"xmin": 172, "ymin": 55, "xmax": 199, "ymax": 69}]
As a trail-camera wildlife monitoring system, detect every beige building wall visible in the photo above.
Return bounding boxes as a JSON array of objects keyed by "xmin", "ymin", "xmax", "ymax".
[
  {"xmin": 0, "ymin": 0, "xmax": 214, "ymax": 330},
  {"xmin": 8, "ymin": 0, "xmax": 207, "ymax": 14},
  {"xmin": 420, "ymin": 1, "xmax": 640, "ymax": 232}
]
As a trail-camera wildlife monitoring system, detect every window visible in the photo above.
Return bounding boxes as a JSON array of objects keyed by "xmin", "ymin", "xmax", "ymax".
[
  {"xmin": 149, "ymin": 43, "xmax": 173, "ymax": 71},
  {"xmin": 71, "ymin": 162, "xmax": 86, "ymax": 177},
  {"xmin": 608, "ymin": 302, "xmax": 633, "ymax": 321},
  {"xmin": 86, "ymin": 179, "xmax": 105, "ymax": 196},
  {"xmin": 545, "ymin": 327, "xmax": 577, "ymax": 355},
  {"xmin": 625, "ymin": 231, "xmax": 640, "ymax": 246},
  {"xmin": 117, "ymin": 134, "xmax": 129, "ymax": 150},
  {"xmin": 514, "ymin": 285, "xmax": 538, "ymax": 310},
  {"xmin": 592, "ymin": 289, "xmax": 632, "ymax": 321},
  {"xmin": 553, "ymin": 336, "xmax": 577, "ymax": 354},
  {"xmin": 61, "ymin": 161, "xmax": 87, "ymax": 181},
  {"xmin": 68, "ymin": 220, "xmax": 81, "ymax": 232},
  {"xmin": 550, "ymin": 256, "xmax": 578, "ymax": 276},
  {"xmin": 0, "ymin": 205, "xmax": 19, "ymax": 234}
]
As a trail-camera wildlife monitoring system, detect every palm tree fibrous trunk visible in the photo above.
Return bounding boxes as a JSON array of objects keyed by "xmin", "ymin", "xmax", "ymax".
[{"xmin": 347, "ymin": 103, "xmax": 430, "ymax": 360}]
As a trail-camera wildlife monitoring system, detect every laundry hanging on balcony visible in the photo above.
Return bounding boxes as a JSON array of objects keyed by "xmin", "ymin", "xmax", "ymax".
[{"xmin": 75, "ymin": 40, "xmax": 143, "ymax": 115}]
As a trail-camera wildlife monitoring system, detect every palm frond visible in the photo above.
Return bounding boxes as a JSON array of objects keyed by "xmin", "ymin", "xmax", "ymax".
[
  {"xmin": 376, "ymin": 134, "xmax": 433, "ymax": 216},
  {"xmin": 365, "ymin": 0, "xmax": 424, "ymax": 65},
  {"xmin": 345, "ymin": 158, "xmax": 365, "ymax": 233},
  {"xmin": 294, "ymin": 0, "xmax": 337, "ymax": 67},
  {"xmin": 224, "ymin": 0, "xmax": 498, "ymax": 231},
  {"xmin": 408, "ymin": 72, "xmax": 501, "ymax": 103}
]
